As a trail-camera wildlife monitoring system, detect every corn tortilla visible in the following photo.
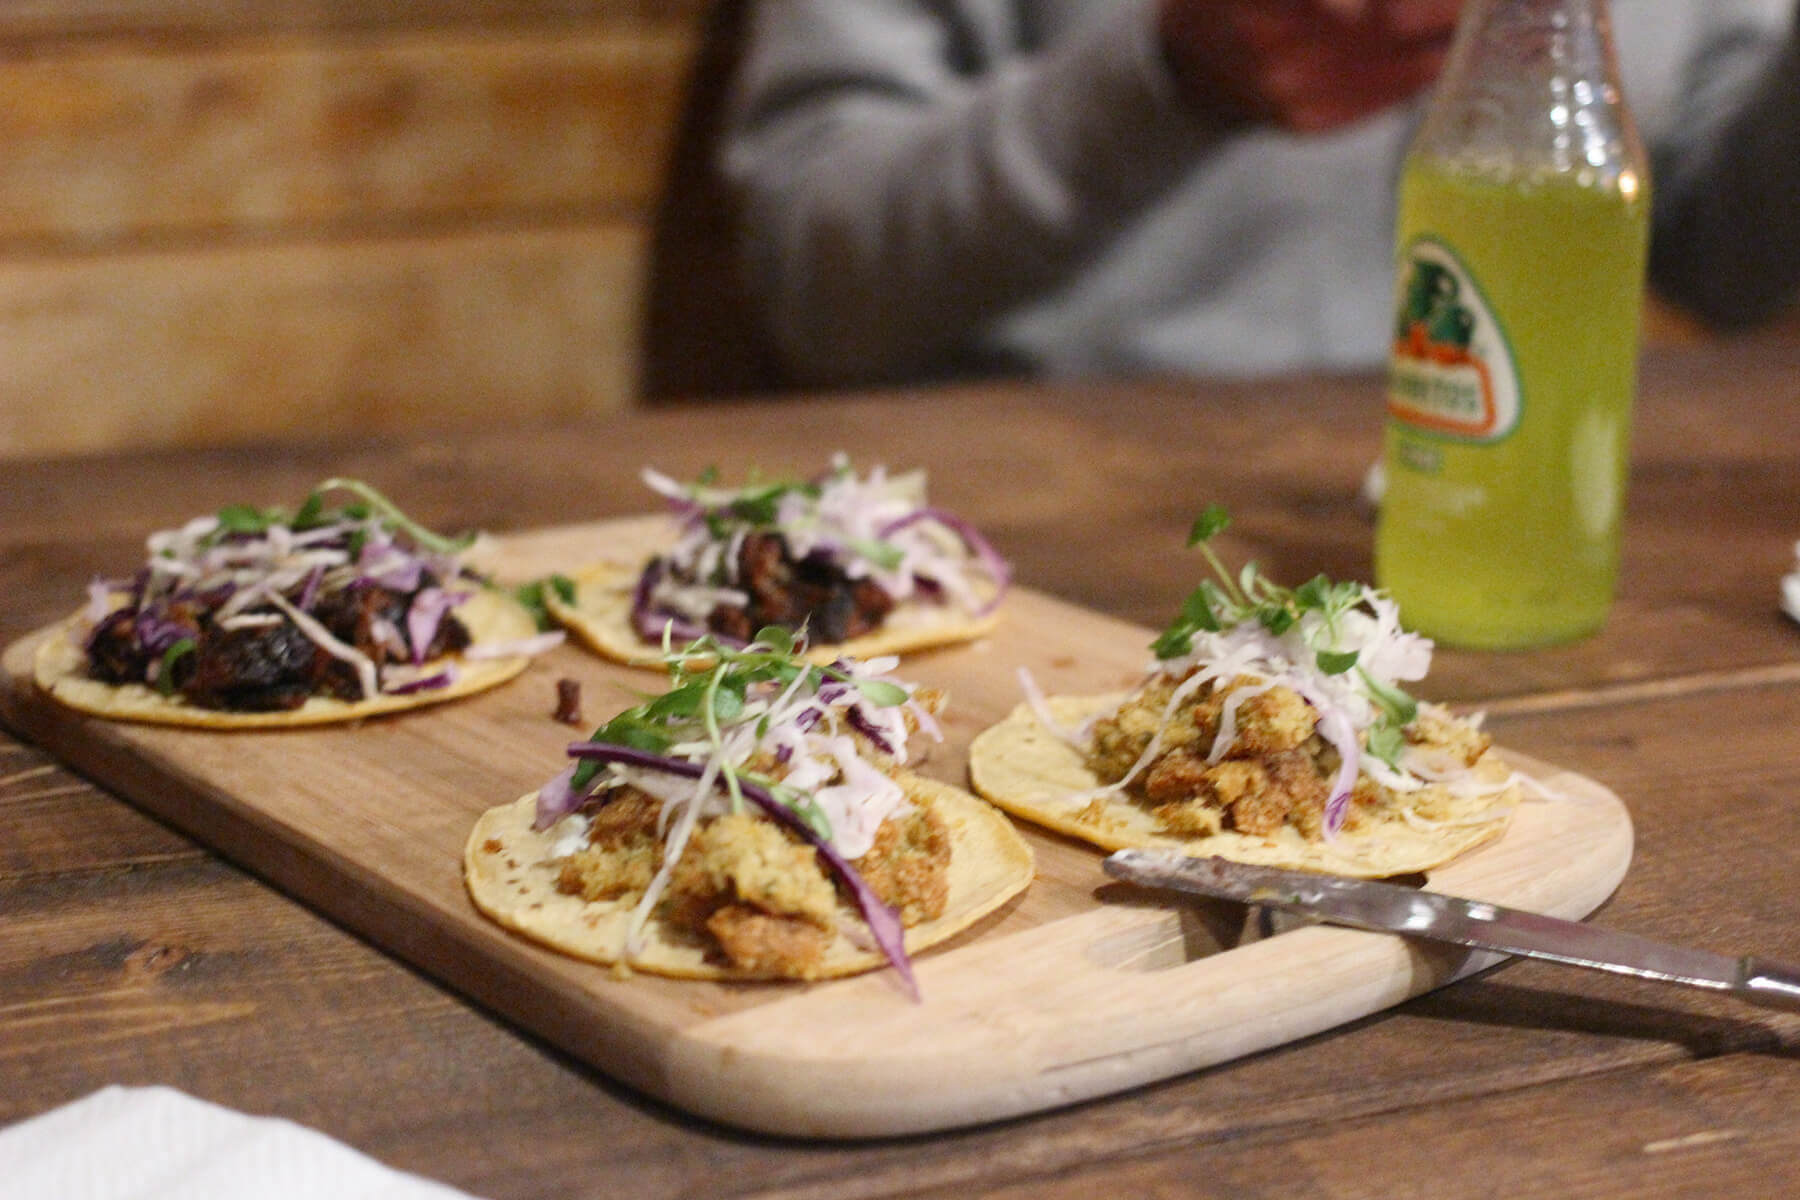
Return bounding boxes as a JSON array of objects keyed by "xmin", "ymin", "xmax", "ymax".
[
  {"xmin": 464, "ymin": 774, "xmax": 1035, "ymax": 981},
  {"xmin": 969, "ymin": 694, "xmax": 1515, "ymax": 878}
]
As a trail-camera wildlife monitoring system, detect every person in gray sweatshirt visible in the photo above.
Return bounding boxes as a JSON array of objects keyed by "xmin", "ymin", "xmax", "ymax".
[{"xmin": 720, "ymin": 0, "xmax": 1800, "ymax": 386}]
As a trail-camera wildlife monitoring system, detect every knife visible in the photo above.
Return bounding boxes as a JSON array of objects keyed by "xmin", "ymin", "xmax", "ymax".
[{"xmin": 1102, "ymin": 849, "xmax": 1800, "ymax": 1012}]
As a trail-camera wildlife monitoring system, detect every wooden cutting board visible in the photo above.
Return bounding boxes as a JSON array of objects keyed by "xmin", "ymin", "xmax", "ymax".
[{"xmin": 0, "ymin": 518, "xmax": 1633, "ymax": 1138}]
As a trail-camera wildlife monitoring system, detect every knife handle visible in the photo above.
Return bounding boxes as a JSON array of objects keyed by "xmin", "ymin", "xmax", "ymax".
[{"xmin": 1737, "ymin": 957, "xmax": 1800, "ymax": 1011}]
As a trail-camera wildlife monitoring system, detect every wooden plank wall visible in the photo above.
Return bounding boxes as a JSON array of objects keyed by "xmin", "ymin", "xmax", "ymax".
[
  {"xmin": 0, "ymin": 0, "xmax": 709, "ymax": 460},
  {"xmin": 1, "ymin": 2, "xmax": 1781, "ymax": 460}
]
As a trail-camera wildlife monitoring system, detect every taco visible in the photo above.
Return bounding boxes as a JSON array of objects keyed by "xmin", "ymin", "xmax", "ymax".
[
  {"xmin": 969, "ymin": 507, "xmax": 1518, "ymax": 878},
  {"xmin": 34, "ymin": 478, "xmax": 556, "ymax": 728},
  {"xmin": 545, "ymin": 455, "xmax": 1009, "ymax": 668},
  {"xmin": 465, "ymin": 631, "xmax": 1034, "ymax": 989}
]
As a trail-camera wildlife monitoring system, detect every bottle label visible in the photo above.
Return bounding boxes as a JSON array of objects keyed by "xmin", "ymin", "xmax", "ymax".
[{"xmin": 1387, "ymin": 237, "xmax": 1520, "ymax": 443}]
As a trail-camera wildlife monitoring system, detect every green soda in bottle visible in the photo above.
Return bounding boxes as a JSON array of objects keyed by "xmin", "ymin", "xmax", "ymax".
[{"xmin": 1375, "ymin": 0, "xmax": 1651, "ymax": 649}]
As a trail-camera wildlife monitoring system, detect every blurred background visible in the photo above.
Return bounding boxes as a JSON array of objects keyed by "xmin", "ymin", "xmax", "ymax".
[{"xmin": 0, "ymin": 0, "xmax": 1778, "ymax": 461}]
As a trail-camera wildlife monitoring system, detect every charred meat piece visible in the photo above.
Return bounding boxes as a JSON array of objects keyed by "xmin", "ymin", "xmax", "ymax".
[
  {"xmin": 83, "ymin": 577, "xmax": 474, "ymax": 712},
  {"xmin": 308, "ymin": 580, "xmax": 471, "ymax": 665},
  {"xmin": 181, "ymin": 620, "xmax": 328, "ymax": 711},
  {"xmin": 311, "ymin": 584, "xmax": 406, "ymax": 664},
  {"xmin": 719, "ymin": 532, "xmax": 896, "ymax": 644},
  {"xmin": 553, "ymin": 677, "xmax": 584, "ymax": 725},
  {"xmin": 84, "ymin": 605, "xmax": 204, "ymax": 687},
  {"xmin": 707, "ymin": 602, "xmax": 756, "ymax": 645},
  {"xmin": 84, "ymin": 610, "xmax": 149, "ymax": 684}
]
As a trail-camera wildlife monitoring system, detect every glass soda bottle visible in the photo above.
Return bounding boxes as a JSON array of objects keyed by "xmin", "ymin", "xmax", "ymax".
[{"xmin": 1374, "ymin": 0, "xmax": 1650, "ymax": 649}]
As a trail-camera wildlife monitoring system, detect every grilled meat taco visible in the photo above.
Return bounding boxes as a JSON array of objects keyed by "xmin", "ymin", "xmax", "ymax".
[
  {"xmin": 969, "ymin": 508, "xmax": 1518, "ymax": 878},
  {"xmin": 35, "ymin": 479, "xmax": 556, "ymax": 727},
  {"xmin": 465, "ymin": 630, "xmax": 1033, "ymax": 989},
  {"xmin": 545, "ymin": 455, "xmax": 1009, "ymax": 668}
]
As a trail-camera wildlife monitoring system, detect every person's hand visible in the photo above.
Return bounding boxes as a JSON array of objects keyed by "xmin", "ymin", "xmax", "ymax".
[{"xmin": 1158, "ymin": 0, "xmax": 1460, "ymax": 134}]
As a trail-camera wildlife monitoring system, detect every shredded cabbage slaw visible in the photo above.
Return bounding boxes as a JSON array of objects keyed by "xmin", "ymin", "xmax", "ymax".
[{"xmin": 633, "ymin": 455, "xmax": 1010, "ymax": 642}]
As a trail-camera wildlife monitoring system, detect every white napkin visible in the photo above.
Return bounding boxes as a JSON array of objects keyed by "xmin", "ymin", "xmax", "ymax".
[
  {"xmin": 0, "ymin": 1086, "xmax": 484, "ymax": 1200},
  {"xmin": 1783, "ymin": 541, "xmax": 1800, "ymax": 626}
]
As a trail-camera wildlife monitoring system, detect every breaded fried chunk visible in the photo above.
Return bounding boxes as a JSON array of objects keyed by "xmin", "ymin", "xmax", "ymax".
[
  {"xmin": 1141, "ymin": 747, "xmax": 1213, "ymax": 805},
  {"xmin": 1227, "ymin": 683, "xmax": 1314, "ymax": 754},
  {"xmin": 854, "ymin": 802, "xmax": 951, "ymax": 925},
  {"xmin": 1095, "ymin": 674, "xmax": 1347, "ymax": 841},
  {"xmin": 705, "ymin": 905, "xmax": 830, "ymax": 978},
  {"xmin": 557, "ymin": 844, "xmax": 658, "ymax": 902},
  {"xmin": 1088, "ymin": 673, "xmax": 1191, "ymax": 780},
  {"xmin": 669, "ymin": 812, "xmax": 837, "ymax": 929},
  {"xmin": 586, "ymin": 787, "xmax": 662, "ymax": 847},
  {"xmin": 1151, "ymin": 796, "xmax": 1224, "ymax": 837},
  {"xmin": 556, "ymin": 787, "xmax": 664, "ymax": 902},
  {"xmin": 1407, "ymin": 705, "xmax": 1492, "ymax": 766}
]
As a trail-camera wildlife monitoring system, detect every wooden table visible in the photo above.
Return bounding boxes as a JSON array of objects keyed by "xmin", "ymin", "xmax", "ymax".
[{"xmin": 4, "ymin": 336, "xmax": 1800, "ymax": 1197}]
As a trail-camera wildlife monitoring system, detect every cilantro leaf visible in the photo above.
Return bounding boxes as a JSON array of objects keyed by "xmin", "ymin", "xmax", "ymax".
[
  {"xmin": 513, "ymin": 573, "xmax": 577, "ymax": 632},
  {"xmin": 1359, "ymin": 668, "xmax": 1419, "ymax": 726},
  {"xmin": 1187, "ymin": 504, "xmax": 1231, "ymax": 545},
  {"xmin": 1366, "ymin": 722, "xmax": 1405, "ymax": 766},
  {"xmin": 1179, "ymin": 584, "xmax": 1223, "ymax": 633},
  {"xmin": 850, "ymin": 679, "xmax": 909, "ymax": 706},
  {"xmin": 1151, "ymin": 626, "xmax": 1195, "ymax": 660},
  {"xmin": 1294, "ymin": 574, "xmax": 1333, "ymax": 610},
  {"xmin": 155, "ymin": 638, "xmax": 196, "ymax": 696},
  {"xmin": 1259, "ymin": 605, "xmax": 1296, "ymax": 635},
  {"xmin": 290, "ymin": 491, "xmax": 325, "ymax": 530},
  {"xmin": 214, "ymin": 504, "xmax": 283, "ymax": 536},
  {"xmin": 754, "ymin": 625, "xmax": 795, "ymax": 656}
]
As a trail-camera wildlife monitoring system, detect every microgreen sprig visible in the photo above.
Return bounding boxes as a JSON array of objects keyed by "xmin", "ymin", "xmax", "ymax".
[
  {"xmin": 313, "ymin": 477, "xmax": 478, "ymax": 554},
  {"xmin": 512, "ymin": 573, "xmax": 577, "ymax": 632},
  {"xmin": 566, "ymin": 627, "xmax": 910, "ymax": 805},
  {"xmin": 675, "ymin": 464, "xmax": 823, "ymax": 537},
  {"xmin": 1152, "ymin": 506, "xmax": 1369, "ymax": 672},
  {"xmin": 1149, "ymin": 505, "xmax": 1422, "ymax": 768},
  {"xmin": 708, "ymin": 479, "xmax": 817, "ymax": 536},
  {"xmin": 670, "ymin": 459, "xmax": 913, "ymax": 568},
  {"xmin": 155, "ymin": 638, "xmax": 197, "ymax": 696},
  {"xmin": 213, "ymin": 492, "xmax": 327, "ymax": 537},
  {"xmin": 203, "ymin": 478, "xmax": 476, "ymax": 556}
]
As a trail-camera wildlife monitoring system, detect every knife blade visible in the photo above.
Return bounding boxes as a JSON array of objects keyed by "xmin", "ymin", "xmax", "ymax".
[{"xmin": 1102, "ymin": 849, "xmax": 1800, "ymax": 1012}]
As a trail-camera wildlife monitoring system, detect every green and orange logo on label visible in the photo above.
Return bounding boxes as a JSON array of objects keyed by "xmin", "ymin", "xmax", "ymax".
[{"xmin": 1387, "ymin": 238, "xmax": 1520, "ymax": 442}]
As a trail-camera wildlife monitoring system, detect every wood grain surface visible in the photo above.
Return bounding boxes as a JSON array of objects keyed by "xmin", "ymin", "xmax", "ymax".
[
  {"xmin": 0, "ymin": 0, "xmax": 704, "ymax": 459},
  {"xmin": 3, "ymin": 350, "xmax": 1800, "ymax": 1194},
  {"xmin": 0, "ymin": 518, "xmax": 1634, "ymax": 1137}
]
